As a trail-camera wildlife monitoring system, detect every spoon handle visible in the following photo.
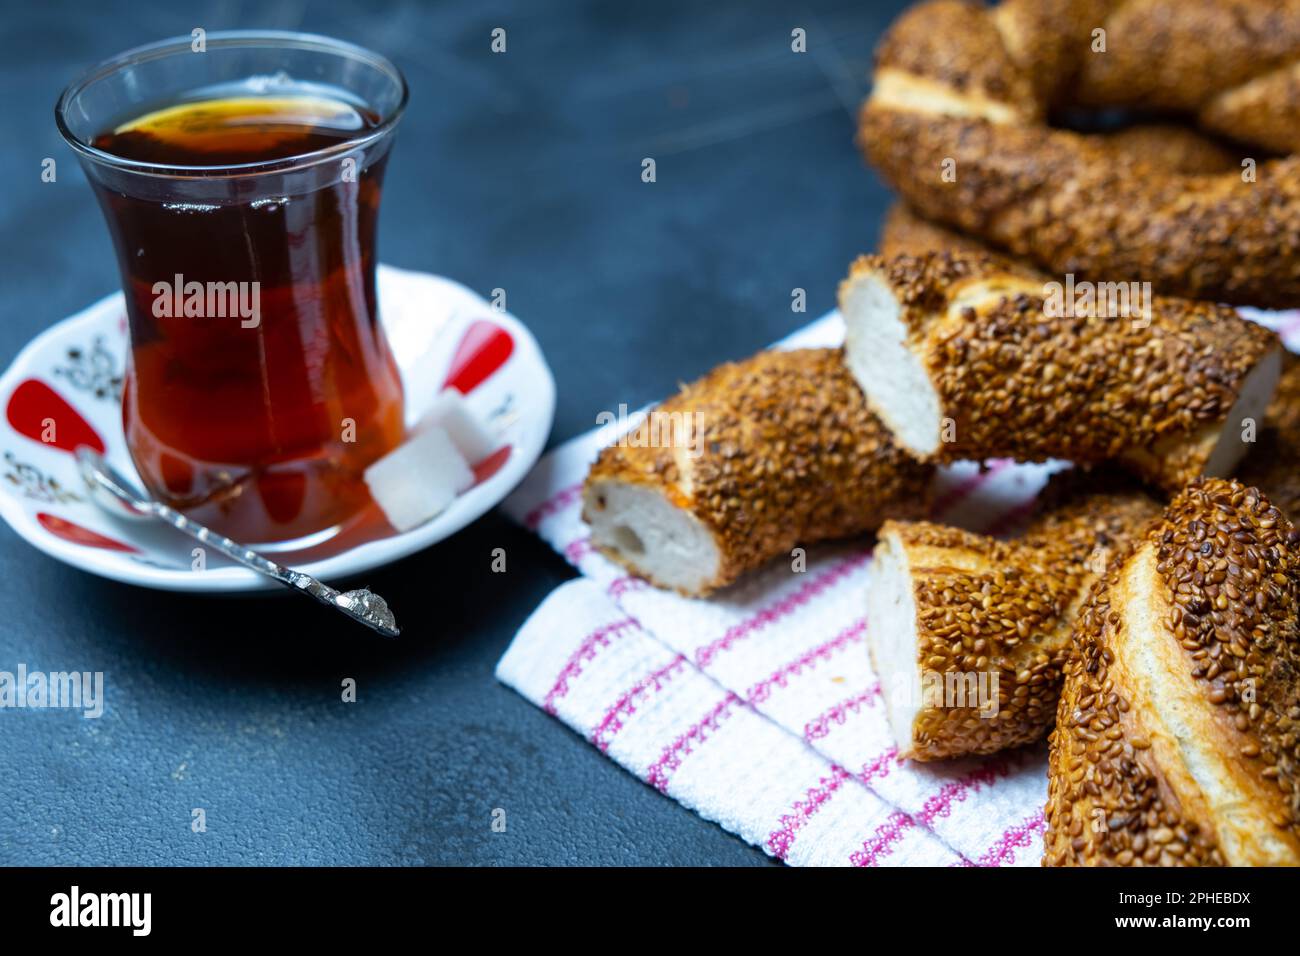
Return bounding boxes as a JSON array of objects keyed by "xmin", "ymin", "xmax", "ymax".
[
  {"xmin": 148, "ymin": 499, "xmax": 320, "ymax": 590},
  {"xmin": 76, "ymin": 448, "xmax": 399, "ymax": 637},
  {"xmin": 147, "ymin": 502, "xmax": 398, "ymax": 636}
]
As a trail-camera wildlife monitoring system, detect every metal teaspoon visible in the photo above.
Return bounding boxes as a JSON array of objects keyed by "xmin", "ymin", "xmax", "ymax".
[{"xmin": 75, "ymin": 447, "xmax": 400, "ymax": 637}]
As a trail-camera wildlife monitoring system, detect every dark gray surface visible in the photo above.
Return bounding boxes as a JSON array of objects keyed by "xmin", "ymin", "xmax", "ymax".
[{"xmin": 0, "ymin": 0, "xmax": 905, "ymax": 865}]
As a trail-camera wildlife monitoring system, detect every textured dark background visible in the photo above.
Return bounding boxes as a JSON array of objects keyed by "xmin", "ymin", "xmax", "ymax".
[{"xmin": 0, "ymin": 0, "xmax": 905, "ymax": 864}]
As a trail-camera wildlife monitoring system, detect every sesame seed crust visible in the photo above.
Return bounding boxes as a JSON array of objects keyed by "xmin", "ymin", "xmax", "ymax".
[
  {"xmin": 1091, "ymin": 124, "xmax": 1243, "ymax": 175},
  {"xmin": 844, "ymin": 252, "xmax": 1280, "ymax": 491},
  {"xmin": 582, "ymin": 348, "xmax": 934, "ymax": 596},
  {"xmin": 877, "ymin": 473, "xmax": 1159, "ymax": 760},
  {"xmin": 1044, "ymin": 477, "xmax": 1300, "ymax": 867},
  {"xmin": 878, "ymin": 116, "xmax": 1247, "ymax": 271},
  {"xmin": 879, "ymin": 203, "xmax": 1029, "ymax": 270},
  {"xmin": 1072, "ymin": 0, "xmax": 1300, "ymax": 121},
  {"xmin": 873, "ymin": 0, "xmax": 1039, "ymax": 119},
  {"xmin": 862, "ymin": 0, "xmax": 1300, "ymax": 306}
]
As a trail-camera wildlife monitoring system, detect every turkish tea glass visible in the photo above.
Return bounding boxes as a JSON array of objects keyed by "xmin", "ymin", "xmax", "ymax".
[{"xmin": 56, "ymin": 31, "xmax": 408, "ymax": 545}]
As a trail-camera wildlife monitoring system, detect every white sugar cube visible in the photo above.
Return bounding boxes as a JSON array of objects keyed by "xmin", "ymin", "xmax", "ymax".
[
  {"xmin": 413, "ymin": 389, "xmax": 495, "ymax": 465},
  {"xmin": 365, "ymin": 425, "xmax": 475, "ymax": 532}
]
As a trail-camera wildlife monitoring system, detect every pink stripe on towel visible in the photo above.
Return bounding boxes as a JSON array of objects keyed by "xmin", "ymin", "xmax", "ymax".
[
  {"xmin": 766, "ymin": 765, "xmax": 852, "ymax": 860},
  {"xmin": 695, "ymin": 554, "xmax": 868, "ymax": 669},
  {"xmin": 645, "ymin": 693, "xmax": 742, "ymax": 792}
]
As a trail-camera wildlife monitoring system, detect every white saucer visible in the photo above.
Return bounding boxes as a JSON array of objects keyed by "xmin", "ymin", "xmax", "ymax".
[{"xmin": 0, "ymin": 264, "xmax": 555, "ymax": 592}]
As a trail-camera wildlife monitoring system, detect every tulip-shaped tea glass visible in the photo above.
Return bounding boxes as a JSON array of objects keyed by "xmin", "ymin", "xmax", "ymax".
[{"xmin": 57, "ymin": 32, "xmax": 408, "ymax": 544}]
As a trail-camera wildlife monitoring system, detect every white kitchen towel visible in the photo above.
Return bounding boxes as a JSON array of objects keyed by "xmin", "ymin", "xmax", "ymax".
[
  {"xmin": 495, "ymin": 306, "xmax": 1300, "ymax": 866},
  {"xmin": 498, "ymin": 580, "xmax": 959, "ymax": 865}
]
